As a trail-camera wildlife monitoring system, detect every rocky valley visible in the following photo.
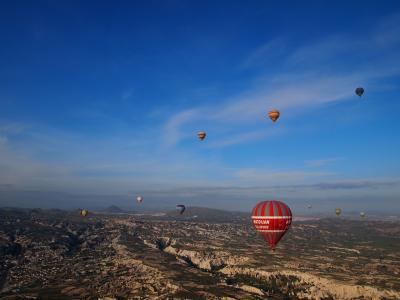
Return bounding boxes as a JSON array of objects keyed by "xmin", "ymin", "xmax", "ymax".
[{"xmin": 0, "ymin": 207, "xmax": 399, "ymax": 299}]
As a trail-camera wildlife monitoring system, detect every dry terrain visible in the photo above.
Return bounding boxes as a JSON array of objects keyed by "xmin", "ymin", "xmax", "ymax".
[{"xmin": 1, "ymin": 207, "xmax": 399, "ymax": 299}]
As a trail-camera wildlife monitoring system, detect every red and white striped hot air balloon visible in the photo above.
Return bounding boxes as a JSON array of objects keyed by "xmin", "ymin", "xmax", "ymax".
[{"xmin": 251, "ymin": 200, "xmax": 292, "ymax": 250}]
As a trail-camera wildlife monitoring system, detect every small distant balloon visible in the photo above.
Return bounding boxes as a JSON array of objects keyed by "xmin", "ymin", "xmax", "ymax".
[
  {"xmin": 197, "ymin": 131, "xmax": 206, "ymax": 141},
  {"xmin": 80, "ymin": 209, "xmax": 88, "ymax": 217},
  {"xmin": 335, "ymin": 208, "xmax": 342, "ymax": 217},
  {"xmin": 136, "ymin": 196, "xmax": 143, "ymax": 203},
  {"xmin": 307, "ymin": 204, "xmax": 312, "ymax": 209},
  {"xmin": 176, "ymin": 204, "xmax": 185, "ymax": 215},
  {"xmin": 360, "ymin": 211, "xmax": 365, "ymax": 218},
  {"xmin": 268, "ymin": 109, "xmax": 280, "ymax": 122},
  {"xmin": 355, "ymin": 87, "xmax": 364, "ymax": 97}
]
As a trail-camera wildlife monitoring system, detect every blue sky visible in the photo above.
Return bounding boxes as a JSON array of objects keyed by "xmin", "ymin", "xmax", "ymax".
[{"xmin": 1, "ymin": 1, "xmax": 400, "ymax": 213}]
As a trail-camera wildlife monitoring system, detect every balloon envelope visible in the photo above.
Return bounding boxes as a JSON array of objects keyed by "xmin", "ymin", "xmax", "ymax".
[
  {"xmin": 355, "ymin": 87, "xmax": 364, "ymax": 97},
  {"xmin": 360, "ymin": 212, "xmax": 365, "ymax": 218},
  {"xmin": 335, "ymin": 208, "xmax": 342, "ymax": 216},
  {"xmin": 80, "ymin": 209, "xmax": 88, "ymax": 217},
  {"xmin": 197, "ymin": 131, "xmax": 206, "ymax": 141},
  {"xmin": 136, "ymin": 196, "xmax": 143, "ymax": 203},
  {"xmin": 176, "ymin": 204, "xmax": 185, "ymax": 214},
  {"xmin": 268, "ymin": 109, "xmax": 280, "ymax": 122},
  {"xmin": 251, "ymin": 200, "xmax": 292, "ymax": 250}
]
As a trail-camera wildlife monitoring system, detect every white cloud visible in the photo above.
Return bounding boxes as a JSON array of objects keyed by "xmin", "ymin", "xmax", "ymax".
[
  {"xmin": 161, "ymin": 14, "xmax": 400, "ymax": 149},
  {"xmin": 206, "ymin": 129, "xmax": 281, "ymax": 148},
  {"xmin": 0, "ymin": 121, "xmax": 26, "ymax": 135},
  {"xmin": 163, "ymin": 108, "xmax": 201, "ymax": 147},
  {"xmin": 233, "ymin": 168, "xmax": 333, "ymax": 185},
  {"xmin": 0, "ymin": 138, "xmax": 71, "ymax": 188},
  {"xmin": 162, "ymin": 67, "xmax": 396, "ymax": 148},
  {"xmin": 240, "ymin": 38, "xmax": 287, "ymax": 69},
  {"xmin": 0, "ymin": 120, "xmax": 230, "ymax": 193},
  {"xmin": 286, "ymin": 35, "xmax": 354, "ymax": 66},
  {"xmin": 1, "ymin": 120, "xmax": 399, "ymax": 211}
]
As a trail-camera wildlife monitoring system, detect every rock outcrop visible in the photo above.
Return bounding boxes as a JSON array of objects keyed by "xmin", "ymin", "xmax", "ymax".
[
  {"xmin": 220, "ymin": 266, "xmax": 400, "ymax": 300},
  {"xmin": 163, "ymin": 245, "xmax": 248, "ymax": 271}
]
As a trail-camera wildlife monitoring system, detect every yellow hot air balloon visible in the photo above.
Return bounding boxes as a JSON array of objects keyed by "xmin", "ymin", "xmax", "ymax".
[
  {"xmin": 335, "ymin": 208, "xmax": 341, "ymax": 217},
  {"xmin": 80, "ymin": 209, "xmax": 89, "ymax": 217},
  {"xmin": 268, "ymin": 109, "xmax": 280, "ymax": 122},
  {"xmin": 197, "ymin": 131, "xmax": 206, "ymax": 141}
]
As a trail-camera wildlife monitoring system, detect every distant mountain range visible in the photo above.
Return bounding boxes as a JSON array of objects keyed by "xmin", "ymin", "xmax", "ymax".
[{"xmin": 161, "ymin": 206, "xmax": 248, "ymax": 222}]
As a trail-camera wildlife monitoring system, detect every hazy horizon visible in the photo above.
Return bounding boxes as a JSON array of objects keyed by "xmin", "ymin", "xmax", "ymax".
[{"xmin": 1, "ymin": 189, "xmax": 399, "ymax": 216}]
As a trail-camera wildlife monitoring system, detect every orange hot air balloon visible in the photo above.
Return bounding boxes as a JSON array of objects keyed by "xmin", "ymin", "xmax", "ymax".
[
  {"xmin": 268, "ymin": 109, "xmax": 280, "ymax": 122},
  {"xmin": 197, "ymin": 131, "xmax": 206, "ymax": 141}
]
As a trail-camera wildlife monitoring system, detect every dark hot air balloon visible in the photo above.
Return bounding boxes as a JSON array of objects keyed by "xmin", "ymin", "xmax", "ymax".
[
  {"xmin": 355, "ymin": 87, "xmax": 364, "ymax": 97},
  {"xmin": 176, "ymin": 204, "xmax": 185, "ymax": 215},
  {"xmin": 197, "ymin": 131, "xmax": 206, "ymax": 141},
  {"xmin": 268, "ymin": 109, "xmax": 280, "ymax": 122},
  {"xmin": 251, "ymin": 200, "xmax": 292, "ymax": 250}
]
